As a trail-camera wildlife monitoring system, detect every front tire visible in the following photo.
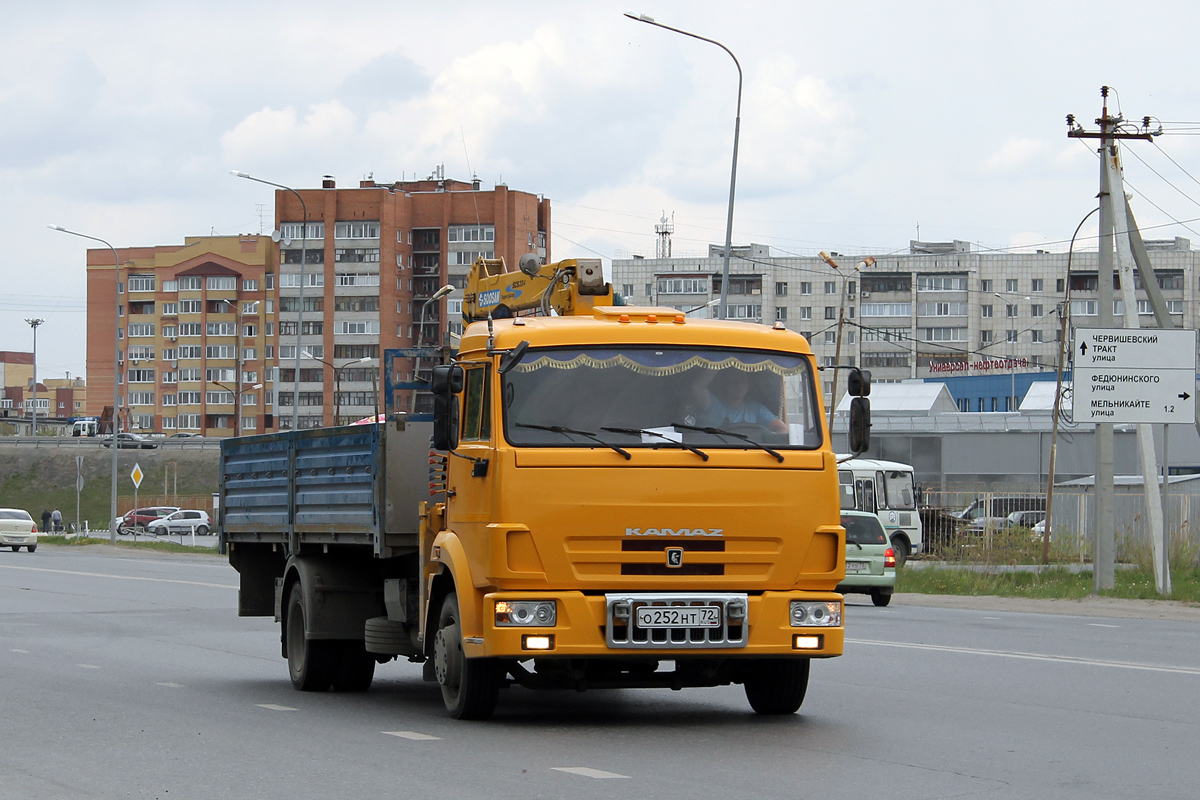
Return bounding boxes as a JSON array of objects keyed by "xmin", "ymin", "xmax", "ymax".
[
  {"xmin": 744, "ymin": 658, "xmax": 810, "ymax": 715},
  {"xmin": 433, "ymin": 593, "xmax": 500, "ymax": 719},
  {"xmin": 286, "ymin": 583, "xmax": 337, "ymax": 691}
]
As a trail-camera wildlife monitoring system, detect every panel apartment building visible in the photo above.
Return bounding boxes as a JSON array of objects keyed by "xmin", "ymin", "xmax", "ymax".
[
  {"xmin": 612, "ymin": 237, "xmax": 1198, "ymax": 412},
  {"xmin": 84, "ymin": 176, "xmax": 549, "ymax": 435}
]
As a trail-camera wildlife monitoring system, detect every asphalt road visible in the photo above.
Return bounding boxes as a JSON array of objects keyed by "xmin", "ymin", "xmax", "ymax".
[{"xmin": 2, "ymin": 547, "xmax": 1198, "ymax": 800}]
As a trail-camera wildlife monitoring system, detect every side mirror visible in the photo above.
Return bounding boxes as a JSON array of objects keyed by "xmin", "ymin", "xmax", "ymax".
[
  {"xmin": 433, "ymin": 394, "xmax": 460, "ymax": 451},
  {"xmin": 848, "ymin": 397, "xmax": 871, "ymax": 454},
  {"xmin": 498, "ymin": 341, "xmax": 530, "ymax": 375},
  {"xmin": 847, "ymin": 368, "xmax": 871, "ymax": 397},
  {"xmin": 431, "ymin": 364, "xmax": 464, "ymax": 394}
]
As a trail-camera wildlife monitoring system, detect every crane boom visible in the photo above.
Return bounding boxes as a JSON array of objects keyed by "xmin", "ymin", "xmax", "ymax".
[{"xmin": 461, "ymin": 254, "xmax": 613, "ymax": 323}]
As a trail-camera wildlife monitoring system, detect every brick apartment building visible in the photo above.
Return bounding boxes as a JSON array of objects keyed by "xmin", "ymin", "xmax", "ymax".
[{"xmin": 82, "ymin": 175, "xmax": 549, "ymax": 435}]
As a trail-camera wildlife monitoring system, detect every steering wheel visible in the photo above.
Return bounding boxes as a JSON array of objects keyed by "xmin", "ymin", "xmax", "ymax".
[{"xmin": 722, "ymin": 422, "xmax": 771, "ymax": 437}]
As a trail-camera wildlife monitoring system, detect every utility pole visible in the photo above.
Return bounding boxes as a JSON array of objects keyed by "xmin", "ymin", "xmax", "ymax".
[{"xmin": 1067, "ymin": 87, "xmax": 1159, "ymax": 593}]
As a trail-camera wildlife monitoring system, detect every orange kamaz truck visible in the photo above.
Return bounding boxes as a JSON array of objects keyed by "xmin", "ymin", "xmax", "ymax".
[{"xmin": 221, "ymin": 256, "xmax": 870, "ymax": 718}]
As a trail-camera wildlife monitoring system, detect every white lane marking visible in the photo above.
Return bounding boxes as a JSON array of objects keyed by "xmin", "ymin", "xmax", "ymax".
[
  {"xmin": 849, "ymin": 638, "xmax": 1200, "ymax": 676},
  {"xmin": 0, "ymin": 563, "xmax": 235, "ymax": 590},
  {"xmin": 552, "ymin": 767, "xmax": 630, "ymax": 779},
  {"xmin": 256, "ymin": 704, "xmax": 297, "ymax": 711},
  {"xmin": 77, "ymin": 664, "xmax": 100, "ymax": 669},
  {"xmin": 1088, "ymin": 623, "xmax": 1121, "ymax": 628},
  {"xmin": 982, "ymin": 616, "xmax": 1000, "ymax": 620},
  {"xmin": 11, "ymin": 648, "xmax": 29, "ymax": 653},
  {"xmin": 383, "ymin": 731, "xmax": 440, "ymax": 741},
  {"xmin": 157, "ymin": 682, "xmax": 184, "ymax": 688}
]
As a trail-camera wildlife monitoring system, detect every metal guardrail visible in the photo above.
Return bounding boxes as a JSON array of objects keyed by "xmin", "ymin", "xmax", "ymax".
[{"xmin": 0, "ymin": 437, "xmax": 222, "ymax": 450}]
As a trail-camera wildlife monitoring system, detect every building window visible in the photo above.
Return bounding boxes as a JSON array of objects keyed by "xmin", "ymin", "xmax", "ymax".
[
  {"xmin": 161, "ymin": 394, "xmax": 177, "ymax": 406},
  {"xmin": 206, "ymin": 368, "xmax": 236, "ymax": 383},
  {"xmin": 452, "ymin": 250, "xmax": 494, "ymax": 265},
  {"xmin": 1056, "ymin": 278, "xmax": 1064, "ymax": 293},
  {"xmin": 334, "ymin": 320, "xmax": 381, "ymax": 335},
  {"xmin": 920, "ymin": 327, "xmax": 967, "ymax": 342},
  {"xmin": 242, "ymin": 279, "xmax": 259, "ymax": 291},
  {"xmin": 279, "ymin": 297, "xmax": 324, "ymax": 313},
  {"xmin": 861, "ymin": 303, "xmax": 911, "ymax": 317},
  {"xmin": 335, "ymin": 248, "xmax": 381, "ymax": 263},
  {"xmin": 178, "ymin": 323, "xmax": 202, "ymax": 337},
  {"xmin": 162, "ymin": 280, "xmax": 178, "ymax": 293},
  {"xmin": 178, "ymin": 368, "xmax": 201, "ymax": 382},
  {"xmin": 982, "ymin": 305, "xmax": 993, "ymax": 318},
  {"xmin": 917, "ymin": 302, "xmax": 968, "ymax": 316},
  {"xmin": 206, "ymin": 322, "xmax": 237, "ymax": 336},
  {"xmin": 1071, "ymin": 299, "xmax": 1098, "ymax": 316},
  {"xmin": 1007, "ymin": 329, "xmax": 1018, "ymax": 343},
  {"xmin": 775, "ymin": 307, "xmax": 787, "ymax": 321},
  {"xmin": 1031, "ymin": 330, "xmax": 1044, "ymax": 343},
  {"xmin": 206, "ymin": 276, "xmax": 236, "ymax": 291},
  {"xmin": 179, "ymin": 300, "xmax": 202, "ymax": 314},
  {"xmin": 916, "ymin": 275, "xmax": 968, "ymax": 292},
  {"xmin": 621, "ymin": 284, "xmax": 634, "ymax": 299},
  {"xmin": 1030, "ymin": 304, "xmax": 1043, "ymax": 317},
  {"xmin": 800, "ymin": 282, "xmax": 811, "ymax": 295},
  {"xmin": 205, "ymin": 391, "xmax": 235, "ymax": 405},
  {"xmin": 980, "ymin": 279, "xmax": 993, "ymax": 293},
  {"xmin": 128, "ymin": 275, "xmax": 155, "ymax": 292},
  {"xmin": 824, "ymin": 281, "xmax": 837, "ymax": 294},
  {"xmin": 162, "ymin": 303, "xmax": 178, "ymax": 316},
  {"xmin": 128, "ymin": 392, "xmax": 155, "ymax": 406},
  {"xmin": 1006, "ymin": 304, "xmax": 1017, "ymax": 317},
  {"xmin": 860, "ymin": 327, "xmax": 907, "ymax": 342},
  {"xmin": 280, "ymin": 222, "xmax": 324, "ymax": 240},
  {"xmin": 177, "ymin": 391, "xmax": 202, "ymax": 405},
  {"xmin": 1006, "ymin": 278, "xmax": 1018, "ymax": 292},
  {"xmin": 334, "ymin": 221, "xmax": 380, "ymax": 239},
  {"xmin": 128, "ymin": 323, "xmax": 155, "ymax": 337},
  {"xmin": 824, "ymin": 331, "xmax": 837, "ymax": 344},
  {"xmin": 177, "ymin": 414, "xmax": 201, "ymax": 430},
  {"xmin": 127, "ymin": 369, "xmax": 155, "ymax": 383},
  {"xmin": 447, "ymin": 225, "xmax": 495, "ymax": 243},
  {"xmin": 334, "ymin": 273, "xmax": 381, "ymax": 287},
  {"xmin": 656, "ymin": 277, "xmax": 708, "ymax": 294},
  {"xmin": 824, "ymin": 307, "xmax": 836, "ymax": 320},
  {"xmin": 205, "ymin": 345, "xmax": 237, "ymax": 359},
  {"xmin": 1031, "ymin": 278, "xmax": 1044, "ymax": 292},
  {"xmin": 981, "ymin": 329, "xmax": 993, "ymax": 344},
  {"xmin": 281, "ymin": 249, "xmax": 325, "ymax": 265},
  {"xmin": 799, "ymin": 307, "xmax": 812, "ymax": 320},
  {"xmin": 280, "ymin": 272, "xmax": 324, "ymax": 288},
  {"xmin": 775, "ymin": 282, "xmax": 788, "ymax": 296}
]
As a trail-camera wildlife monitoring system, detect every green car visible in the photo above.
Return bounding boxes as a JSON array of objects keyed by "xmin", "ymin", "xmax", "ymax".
[{"xmin": 838, "ymin": 511, "xmax": 897, "ymax": 607}]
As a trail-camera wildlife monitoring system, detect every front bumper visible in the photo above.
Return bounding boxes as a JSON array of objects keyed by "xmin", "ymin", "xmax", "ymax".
[{"xmin": 464, "ymin": 590, "xmax": 844, "ymax": 659}]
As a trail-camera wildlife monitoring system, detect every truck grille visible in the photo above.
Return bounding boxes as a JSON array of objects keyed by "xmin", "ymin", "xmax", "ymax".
[{"xmin": 605, "ymin": 593, "xmax": 748, "ymax": 649}]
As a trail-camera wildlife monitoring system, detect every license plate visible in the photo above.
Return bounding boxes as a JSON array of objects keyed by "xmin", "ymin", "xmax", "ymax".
[
  {"xmin": 635, "ymin": 606, "xmax": 721, "ymax": 629},
  {"xmin": 845, "ymin": 561, "xmax": 869, "ymax": 573}
]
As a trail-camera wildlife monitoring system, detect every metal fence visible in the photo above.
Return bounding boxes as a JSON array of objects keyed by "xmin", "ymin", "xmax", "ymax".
[{"xmin": 921, "ymin": 486, "xmax": 1200, "ymax": 567}]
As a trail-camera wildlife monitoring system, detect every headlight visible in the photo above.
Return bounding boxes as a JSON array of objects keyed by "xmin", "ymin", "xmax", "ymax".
[
  {"xmin": 790, "ymin": 600, "xmax": 842, "ymax": 627},
  {"xmin": 495, "ymin": 600, "xmax": 557, "ymax": 627}
]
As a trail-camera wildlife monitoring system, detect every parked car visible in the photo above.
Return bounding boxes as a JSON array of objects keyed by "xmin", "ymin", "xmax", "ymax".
[
  {"xmin": 837, "ymin": 511, "xmax": 897, "ymax": 607},
  {"xmin": 168, "ymin": 432, "xmax": 202, "ymax": 438},
  {"xmin": 1006, "ymin": 510, "xmax": 1046, "ymax": 529},
  {"xmin": 0, "ymin": 508, "xmax": 38, "ymax": 552},
  {"xmin": 146, "ymin": 509, "xmax": 211, "ymax": 536},
  {"xmin": 1031, "ymin": 518, "xmax": 1052, "ymax": 539},
  {"xmin": 118, "ymin": 506, "xmax": 179, "ymax": 534},
  {"xmin": 102, "ymin": 433, "xmax": 158, "ymax": 449}
]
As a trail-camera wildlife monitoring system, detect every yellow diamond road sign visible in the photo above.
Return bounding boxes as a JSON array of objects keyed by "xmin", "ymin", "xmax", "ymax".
[{"xmin": 130, "ymin": 463, "xmax": 144, "ymax": 489}]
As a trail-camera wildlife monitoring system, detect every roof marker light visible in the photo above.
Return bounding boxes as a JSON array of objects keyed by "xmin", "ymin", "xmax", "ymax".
[{"xmin": 646, "ymin": 314, "xmax": 658, "ymax": 324}]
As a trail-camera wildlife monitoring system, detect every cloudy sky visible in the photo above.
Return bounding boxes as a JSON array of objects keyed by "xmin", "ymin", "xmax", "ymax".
[{"xmin": 5, "ymin": 0, "xmax": 1200, "ymax": 379}]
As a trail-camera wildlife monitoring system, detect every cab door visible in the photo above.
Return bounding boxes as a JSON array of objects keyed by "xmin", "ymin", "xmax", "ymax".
[{"xmin": 445, "ymin": 364, "xmax": 495, "ymax": 558}]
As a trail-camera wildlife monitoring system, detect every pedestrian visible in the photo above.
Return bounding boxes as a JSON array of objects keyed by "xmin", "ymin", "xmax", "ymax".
[
  {"xmin": 51, "ymin": 508, "xmax": 63, "ymax": 533},
  {"xmin": 41, "ymin": 509, "xmax": 51, "ymax": 533}
]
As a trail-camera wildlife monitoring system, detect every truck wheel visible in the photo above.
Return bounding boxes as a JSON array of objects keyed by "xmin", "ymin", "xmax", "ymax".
[
  {"xmin": 744, "ymin": 658, "xmax": 810, "ymax": 715},
  {"xmin": 890, "ymin": 535, "xmax": 909, "ymax": 567},
  {"xmin": 433, "ymin": 593, "xmax": 500, "ymax": 719},
  {"xmin": 286, "ymin": 583, "xmax": 337, "ymax": 691},
  {"xmin": 332, "ymin": 641, "xmax": 376, "ymax": 692}
]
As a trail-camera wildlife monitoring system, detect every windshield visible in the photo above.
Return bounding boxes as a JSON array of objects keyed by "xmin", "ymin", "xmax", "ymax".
[
  {"xmin": 503, "ymin": 346, "xmax": 822, "ymax": 450},
  {"xmin": 882, "ymin": 470, "xmax": 916, "ymax": 510}
]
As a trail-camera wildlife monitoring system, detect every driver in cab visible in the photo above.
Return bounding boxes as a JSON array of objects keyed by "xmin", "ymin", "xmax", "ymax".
[{"xmin": 687, "ymin": 369, "xmax": 788, "ymax": 434}]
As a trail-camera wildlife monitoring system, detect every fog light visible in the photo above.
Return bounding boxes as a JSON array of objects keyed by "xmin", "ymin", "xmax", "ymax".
[
  {"xmin": 522, "ymin": 634, "xmax": 554, "ymax": 651},
  {"xmin": 793, "ymin": 635, "xmax": 823, "ymax": 650},
  {"xmin": 496, "ymin": 600, "xmax": 557, "ymax": 627}
]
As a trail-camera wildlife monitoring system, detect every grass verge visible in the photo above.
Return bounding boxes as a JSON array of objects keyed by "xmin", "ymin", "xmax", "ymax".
[
  {"xmin": 38, "ymin": 535, "xmax": 219, "ymax": 555},
  {"xmin": 897, "ymin": 565, "xmax": 1200, "ymax": 604}
]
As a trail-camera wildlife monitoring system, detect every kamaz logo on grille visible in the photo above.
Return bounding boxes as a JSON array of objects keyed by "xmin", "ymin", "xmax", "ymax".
[
  {"xmin": 478, "ymin": 289, "xmax": 501, "ymax": 307},
  {"xmin": 666, "ymin": 548, "xmax": 684, "ymax": 567},
  {"xmin": 625, "ymin": 527, "xmax": 723, "ymax": 537}
]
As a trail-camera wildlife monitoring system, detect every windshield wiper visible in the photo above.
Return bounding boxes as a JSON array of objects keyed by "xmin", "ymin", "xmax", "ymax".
[
  {"xmin": 515, "ymin": 423, "xmax": 631, "ymax": 460},
  {"xmin": 600, "ymin": 427, "xmax": 709, "ymax": 462},
  {"xmin": 670, "ymin": 423, "xmax": 784, "ymax": 463}
]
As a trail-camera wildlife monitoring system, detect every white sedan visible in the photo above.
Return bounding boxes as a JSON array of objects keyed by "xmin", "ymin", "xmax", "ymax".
[
  {"xmin": 146, "ymin": 510, "xmax": 211, "ymax": 536},
  {"xmin": 0, "ymin": 508, "xmax": 38, "ymax": 552}
]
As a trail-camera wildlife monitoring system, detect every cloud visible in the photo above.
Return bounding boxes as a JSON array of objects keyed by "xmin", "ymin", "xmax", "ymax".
[{"xmin": 984, "ymin": 137, "xmax": 1048, "ymax": 172}]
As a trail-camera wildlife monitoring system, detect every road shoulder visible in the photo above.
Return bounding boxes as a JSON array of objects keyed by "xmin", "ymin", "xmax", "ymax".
[{"xmin": 895, "ymin": 592, "xmax": 1200, "ymax": 621}]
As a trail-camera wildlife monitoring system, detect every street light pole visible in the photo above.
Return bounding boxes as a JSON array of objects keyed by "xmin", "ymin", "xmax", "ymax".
[
  {"xmin": 303, "ymin": 351, "xmax": 372, "ymax": 424},
  {"xmin": 48, "ymin": 225, "xmax": 122, "ymax": 544},
  {"xmin": 24, "ymin": 318, "xmax": 44, "ymax": 436},
  {"xmin": 232, "ymin": 171, "xmax": 307, "ymax": 431},
  {"xmin": 625, "ymin": 12, "xmax": 741, "ymax": 321}
]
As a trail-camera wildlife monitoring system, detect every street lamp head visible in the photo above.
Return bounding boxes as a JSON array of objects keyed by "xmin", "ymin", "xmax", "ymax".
[
  {"xmin": 431, "ymin": 284, "xmax": 455, "ymax": 301},
  {"xmin": 47, "ymin": 224, "xmax": 67, "ymax": 232},
  {"xmin": 231, "ymin": 170, "xmax": 250, "ymax": 178},
  {"xmin": 624, "ymin": 11, "xmax": 655, "ymax": 22},
  {"xmin": 356, "ymin": 356, "xmax": 373, "ymax": 364}
]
